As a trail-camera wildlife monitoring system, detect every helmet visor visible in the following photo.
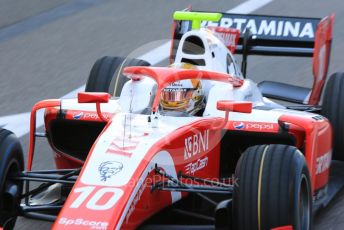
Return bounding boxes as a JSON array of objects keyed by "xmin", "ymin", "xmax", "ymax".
[
  {"xmin": 161, "ymin": 88, "xmax": 194, "ymax": 102},
  {"xmin": 160, "ymin": 88, "xmax": 195, "ymax": 110}
]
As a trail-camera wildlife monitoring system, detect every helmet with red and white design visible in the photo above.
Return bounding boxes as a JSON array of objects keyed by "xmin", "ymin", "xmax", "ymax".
[{"xmin": 160, "ymin": 63, "xmax": 205, "ymax": 115}]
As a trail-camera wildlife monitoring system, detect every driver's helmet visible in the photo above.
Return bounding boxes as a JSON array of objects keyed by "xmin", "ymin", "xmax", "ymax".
[{"xmin": 160, "ymin": 63, "xmax": 205, "ymax": 115}]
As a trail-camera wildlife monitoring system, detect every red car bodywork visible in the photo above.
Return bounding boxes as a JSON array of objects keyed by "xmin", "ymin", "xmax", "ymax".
[
  {"xmin": 25, "ymin": 67, "xmax": 332, "ymax": 229},
  {"xmin": 21, "ymin": 10, "xmax": 336, "ymax": 230}
]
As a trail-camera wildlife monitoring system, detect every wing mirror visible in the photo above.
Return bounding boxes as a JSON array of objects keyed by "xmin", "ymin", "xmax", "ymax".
[
  {"xmin": 78, "ymin": 92, "xmax": 111, "ymax": 122},
  {"xmin": 212, "ymin": 100, "xmax": 252, "ymax": 129},
  {"xmin": 78, "ymin": 92, "xmax": 110, "ymax": 103},
  {"xmin": 217, "ymin": 100, "xmax": 252, "ymax": 113}
]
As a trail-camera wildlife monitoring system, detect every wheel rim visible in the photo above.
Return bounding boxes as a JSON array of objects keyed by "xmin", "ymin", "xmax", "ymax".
[{"xmin": 298, "ymin": 174, "xmax": 311, "ymax": 230}]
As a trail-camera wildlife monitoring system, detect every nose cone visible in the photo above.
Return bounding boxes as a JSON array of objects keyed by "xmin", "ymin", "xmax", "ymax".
[
  {"xmin": 52, "ymin": 114, "xmax": 184, "ymax": 230},
  {"xmin": 52, "ymin": 150, "xmax": 181, "ymax": 230}
]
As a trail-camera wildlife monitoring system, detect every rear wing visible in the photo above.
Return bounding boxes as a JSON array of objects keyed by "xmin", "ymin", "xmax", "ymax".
[
  {"xmin": 212, "ymin": 14, "xmax": 319, "ymax": 56},
  {"xmin": 170, "ymin": 11, "xmax": 334, "ymax": 105},
  {"xmin": 171, "ymin": 12, "xmax": 331, "ymax": 57}
]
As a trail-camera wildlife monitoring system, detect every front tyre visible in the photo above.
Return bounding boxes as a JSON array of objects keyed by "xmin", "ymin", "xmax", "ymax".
[
  {"xmin": 233, "ymin": 144, "xmax": 311, "ymax": 230},
  {"xmin": 0, "ymin": 129, "xmax": 24, "ymax": 230}
]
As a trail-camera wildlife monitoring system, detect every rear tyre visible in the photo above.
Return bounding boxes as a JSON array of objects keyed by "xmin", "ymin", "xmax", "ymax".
[
  {"xmin": 85, "ymin": 56, "xmax": 150, "ymax": 97},
  {"xmin": 321, "ymin": 72, "xmax": 344, "ymax": 160},
  {"xmin": 233, "ymin": 144, "xmax": 311, "ymax": 230},
  {"xmin": 0, "ymin": 129, "xmax": 24, "ymax": 230}
]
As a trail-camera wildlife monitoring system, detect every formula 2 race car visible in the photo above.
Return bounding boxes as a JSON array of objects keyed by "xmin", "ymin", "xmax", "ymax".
[{"xmin": 0, "ymin": 10, "xmax": 342, "ymax": 230}]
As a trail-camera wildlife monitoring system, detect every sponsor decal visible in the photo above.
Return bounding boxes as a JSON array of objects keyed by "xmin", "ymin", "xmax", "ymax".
[
  {"xmin": 217, "ymin": 30, "xmax": 237, "ymax": 46},
  {"xmin": 246, "ymin": 122, "xmax": 274, "ymax": 130},
  {"xmin": 83, "ymin": 112, "xmax": 112, "ymax": 120},
  {"xmin": 207, "ymin": 26, "xmax": 240, "ymax": 52},
  {"xmin": 316, "ymin": 151, "xmax": 332, "ymax": 175},
  {"xmin": 201, "ymin": 15, "xmax": 317, "ymax": 40},
  {"xmin": 233, "ymin": 122, "xmax": 245, "ymax": 130},
  {"xmin": 58, "ymin": 217, "xmax": 108, "ymax": 229},
  {"xmin": 312, "ymin": 115, "xmax": 324, "ymax": 121},
  {"xmin": 72, "ymin": 111, "xmax": 83, "ymax": 120},
  {"xmin": 163, "ymin": 88, "xmax": 187, "ymax": 92},
  {"xmin": 185, "ymin": 156, "xmax": 208, "ymax": 175},
  {"xmin": 106, "ymin": 134, "xmax": 144, "ymax": 157},
  {"xmin": 232, "ymin": 121, "xmax": 276, "ymax": 131},
  {"xmin": 171, "ymin": 81, "xmax": 183, "ymax": 87},
  {"xmin": 98, "ymin": 161, "xmax": 123, "ymax": 181},
  {"xmin": 125, "ymin": 181, "xmax": 147, "ymax": 223},
  {"xmin": 70, "ymin": 111, "xmax": 112, "ymax": 121},
  {"xmin": 184, "ymin": 130, "xmax": 210, "ymax": 160}
]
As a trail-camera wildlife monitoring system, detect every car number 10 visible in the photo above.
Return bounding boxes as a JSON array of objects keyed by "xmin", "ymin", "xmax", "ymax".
[{"xmin": 70, "ymin": 186, "xmax": 123, "ymax": 210}]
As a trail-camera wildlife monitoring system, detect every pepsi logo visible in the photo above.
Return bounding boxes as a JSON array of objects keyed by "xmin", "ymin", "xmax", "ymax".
[
  {"xmin": 72, "ymin": 112, "xmax": 83, "ymax": 120},
  {"xmin": 233, "ymin": 122, "xmax": 245, "ymax": 130}
]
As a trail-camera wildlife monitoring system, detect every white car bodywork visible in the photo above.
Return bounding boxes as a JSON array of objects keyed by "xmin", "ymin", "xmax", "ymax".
[{"xmin": 62, "ymin": 28, "xmax": 284, "ymax": 117}]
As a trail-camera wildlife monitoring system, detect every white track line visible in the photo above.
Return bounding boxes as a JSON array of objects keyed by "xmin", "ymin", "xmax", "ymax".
[
  {"xmin": 227, "ymin": 0, "xmax": 273, "ymax": 14},
  {"xmin": 0, "ymin": 0, "xmax": 273, "ymax": 138}
]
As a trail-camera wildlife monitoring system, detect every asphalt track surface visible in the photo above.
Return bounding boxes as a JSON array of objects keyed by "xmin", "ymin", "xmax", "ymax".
[{"xmin": 0, "ymin": 0, "xmax": 343, "ymax": 229}]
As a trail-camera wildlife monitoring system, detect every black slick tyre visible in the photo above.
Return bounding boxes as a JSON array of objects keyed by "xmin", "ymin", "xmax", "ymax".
[
  {"xmin": 321, "ymin": 72, "xmax": 344, "ymax": 160},
  {"xmin": 85, "ymin": 56, "xmax": 150, "ymax": 97},
  {"xmin": 0, "ymin": 129, "xmax": 24, "ymax": 230},
  {"xmin": 233, "ymin": 144, "xmax": 312, "ymax": 230}
]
